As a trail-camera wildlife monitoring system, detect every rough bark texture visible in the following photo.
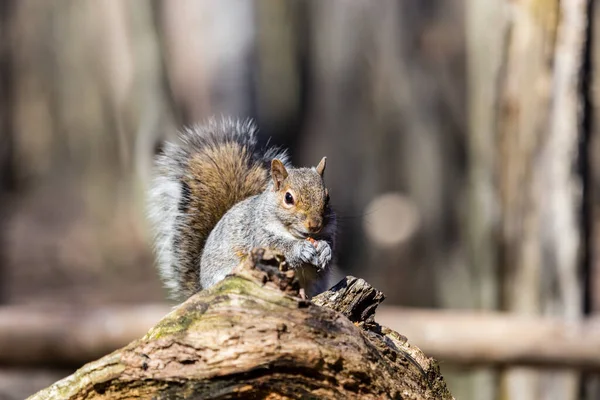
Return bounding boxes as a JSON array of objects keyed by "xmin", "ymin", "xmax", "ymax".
[{"xmin": 28, "ymin": 249, "xmax": 453, "ymax": 400}]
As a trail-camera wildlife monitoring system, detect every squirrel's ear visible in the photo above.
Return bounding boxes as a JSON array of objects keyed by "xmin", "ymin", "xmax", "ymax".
[
  {"xmin": 315, "ymin": 157, "xmax": 327, "ymax": 176},
  {"xmin": 271, "ymin": 159, "xmax": 288, "ymax": 190}
]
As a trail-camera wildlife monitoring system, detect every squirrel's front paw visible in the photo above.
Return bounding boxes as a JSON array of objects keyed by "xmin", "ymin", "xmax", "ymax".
[
  {"xmin": 297, "ymin": 240, "xmax": 319, "ymax": 266},
  {"xmin": 314, "ymin": 240, "xmax": 332, "ymax": 272}
]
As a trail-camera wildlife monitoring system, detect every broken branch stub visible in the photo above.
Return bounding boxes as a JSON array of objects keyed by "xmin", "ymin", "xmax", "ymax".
[{"xmin": 29, "ymin": 248, "xmax": 454, "ymax": 400}]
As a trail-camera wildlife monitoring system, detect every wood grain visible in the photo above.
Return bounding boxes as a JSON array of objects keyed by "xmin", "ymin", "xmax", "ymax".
[{"xmin": 27, "ymin": 249, "xmax": 453, "ymax": 400}]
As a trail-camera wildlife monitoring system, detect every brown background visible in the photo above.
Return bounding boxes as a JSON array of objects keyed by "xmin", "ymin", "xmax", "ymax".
[{"xmin": 0, "ymin": 1, "xmax": 597, "ymax": 399}]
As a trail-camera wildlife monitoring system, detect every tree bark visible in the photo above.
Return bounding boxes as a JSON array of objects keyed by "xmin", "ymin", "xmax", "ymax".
[{"xmin": 27, "ymin": 249, "xmax": 453, "ymax": 400}]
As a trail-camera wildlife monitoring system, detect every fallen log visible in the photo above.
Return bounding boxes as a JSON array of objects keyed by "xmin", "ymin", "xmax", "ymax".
[{"xmin": 28, "ymin": 249, "xmax": 453, "ymax": 399}]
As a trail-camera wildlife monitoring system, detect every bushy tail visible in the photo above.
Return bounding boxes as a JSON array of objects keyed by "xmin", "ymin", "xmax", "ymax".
[{"xmin": 147, "ymin": 117, "xmax": 289, "ymax": 301}]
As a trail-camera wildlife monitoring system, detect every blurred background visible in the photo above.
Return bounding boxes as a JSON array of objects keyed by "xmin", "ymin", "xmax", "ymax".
[{"xmin": 0, "ymin": 1, "xmax": 598, "ymax": 399}]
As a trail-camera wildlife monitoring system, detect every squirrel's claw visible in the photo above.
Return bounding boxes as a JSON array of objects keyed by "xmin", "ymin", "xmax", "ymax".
[
  {"xmin": 315, "ymin": 240, "xmax": 332, "ymax": 272},
  {"xmin": 299, "ymin": 241, "xmax": 319, "ymax": 266}
]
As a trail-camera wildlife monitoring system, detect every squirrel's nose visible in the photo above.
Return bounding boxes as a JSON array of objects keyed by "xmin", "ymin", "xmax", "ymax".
[{"xmin": 306, "ymin": 217, "xmax": 323, "ymax": 233}]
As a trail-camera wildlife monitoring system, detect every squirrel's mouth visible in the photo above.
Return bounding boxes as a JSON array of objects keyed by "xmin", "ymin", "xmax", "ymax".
[{"xmin": 290, "ymin": 227, "xmax": 310, "ymax": 239}]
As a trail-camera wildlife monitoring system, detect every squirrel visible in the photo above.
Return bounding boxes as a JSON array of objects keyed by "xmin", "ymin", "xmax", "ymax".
[{"xmin": 147, "ymin": 117, "xmax": 337, "ymax": 302}]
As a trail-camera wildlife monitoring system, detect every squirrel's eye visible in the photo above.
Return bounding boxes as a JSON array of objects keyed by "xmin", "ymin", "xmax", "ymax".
[{"xmin": 285, "ymin": 192, "xmax": 294, "ymax": 205}]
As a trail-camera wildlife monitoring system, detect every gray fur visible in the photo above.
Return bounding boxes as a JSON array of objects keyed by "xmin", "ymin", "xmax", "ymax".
[
  {"xmin": 200, "ymin": 182, "xmax": 337, "ymax": 297},
  {"xmin": 146, "ymin": 140, "xmax": 186, "ymax": 297}
]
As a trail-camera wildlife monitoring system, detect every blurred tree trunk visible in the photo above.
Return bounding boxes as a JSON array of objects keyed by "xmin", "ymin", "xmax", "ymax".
[
  {"xmin": 158, "ymin": 0, "xmax": 255, "ymax": 124},
  {"xmin": 253, "ymin": 0, "xmax": 307, "ymax": 151},
  {"xmin": 587, "ymin": 1, "xmax": 600, "ymax": 398},
  {"xmin": 0, "ymin": 1, "xmax": 16, "ymax": 304},
  {"xmin": 468, "ymin": 1, "xmax": 588, "ymax": 400},
  {"xmin": 2, "ymin": 0, "xmax": 174, "ymax": 305}
]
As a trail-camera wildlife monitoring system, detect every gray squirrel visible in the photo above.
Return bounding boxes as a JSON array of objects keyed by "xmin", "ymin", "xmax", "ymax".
[{"xmin": 147, "ymin": 117, "xmax": 337, "ymax": 301}]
